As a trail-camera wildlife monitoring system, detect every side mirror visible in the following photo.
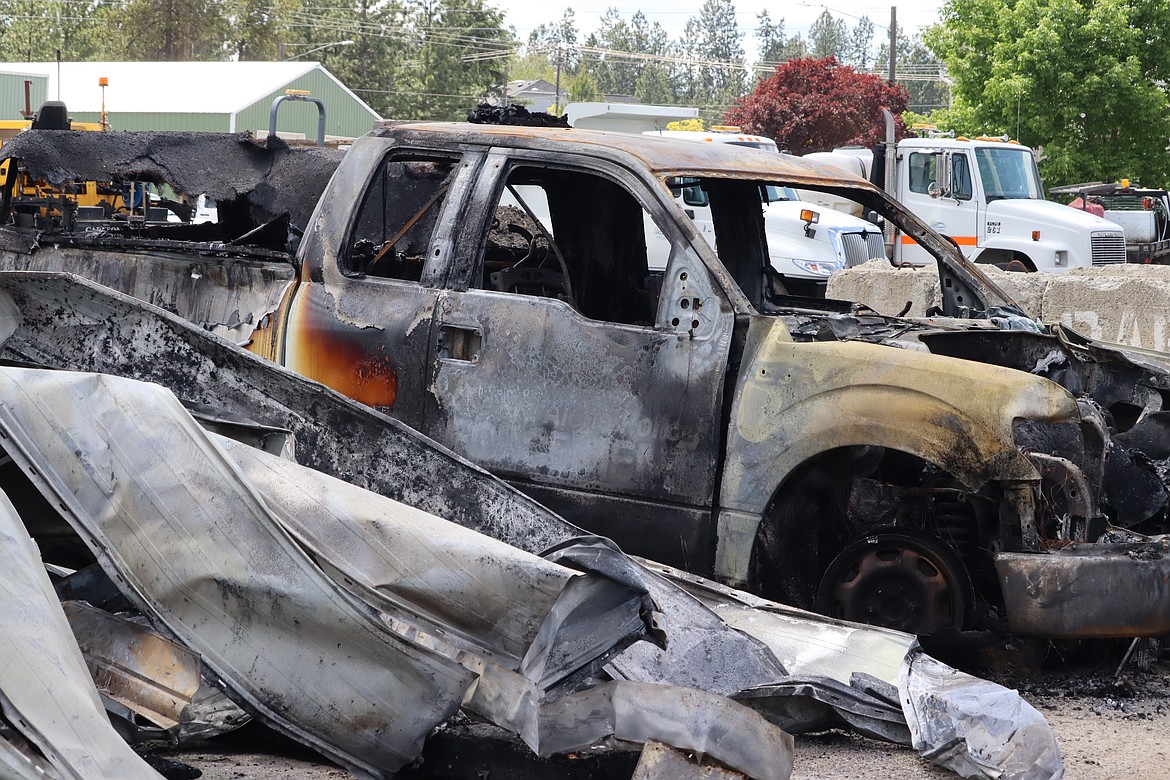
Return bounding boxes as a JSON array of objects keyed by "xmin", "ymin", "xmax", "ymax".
[
  {"xmin": 932, "ymin": 151, "xmax": 954, "ymax": 199},
  {"xmin": 864, "ymin": 210, "xmax": 884, "ymax": 228}
]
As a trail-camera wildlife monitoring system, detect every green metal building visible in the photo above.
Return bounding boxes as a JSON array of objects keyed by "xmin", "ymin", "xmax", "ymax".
[
  {"xmin": 0, "ymin": 62, "xmax": 380, "ymax": 139},
  {"xmin": 0, "ymin": 69, "xmax": 46, "ymax": 120}
]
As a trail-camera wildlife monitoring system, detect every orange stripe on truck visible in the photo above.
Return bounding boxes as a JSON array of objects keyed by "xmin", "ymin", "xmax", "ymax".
[{"xmin": 901, "ymin": 234, "xmax": 978, "ymax": 246}]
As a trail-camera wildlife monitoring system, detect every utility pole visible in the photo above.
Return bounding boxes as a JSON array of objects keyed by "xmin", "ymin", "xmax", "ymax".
[
  {"xmin": 888, "ymin": 7, "xmax": 897, "ymax": 85},
  {"xmin": 554, "ymin": 43, "xmax": 565, "ymax": 115}
]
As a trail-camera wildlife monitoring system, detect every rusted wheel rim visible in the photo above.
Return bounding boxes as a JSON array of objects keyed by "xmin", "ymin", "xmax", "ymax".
[{"xmin": 816, "ymin": 533, "xmax": 969, "ymax": 635}]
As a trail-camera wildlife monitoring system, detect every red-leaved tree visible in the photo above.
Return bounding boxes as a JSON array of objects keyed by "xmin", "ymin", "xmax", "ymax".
[{"xmin": 726, "ymin": 57, "xmax": 910, "ymax": 154}]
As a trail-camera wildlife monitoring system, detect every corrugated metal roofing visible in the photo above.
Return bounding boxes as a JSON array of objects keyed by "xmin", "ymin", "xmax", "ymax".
[{"xmin": 0, "ymin": 61, "xmax": 378, "ymax": 119}]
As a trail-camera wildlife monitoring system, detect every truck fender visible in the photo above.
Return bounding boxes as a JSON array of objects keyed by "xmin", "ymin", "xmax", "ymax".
[
  {"xmin": 713, "ymin": 333, "xmax": 1080, "ymax": 584},
  {"xmin": 972, "ymin": 237, "xmax": 1065, "ymax": 271}
]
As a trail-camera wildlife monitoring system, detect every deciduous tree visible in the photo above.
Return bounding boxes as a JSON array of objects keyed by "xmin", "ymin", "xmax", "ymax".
[
  {"xmin": 927, "ymin": 0, "xmax": 1170, "ymax": 185},
  {"xmin": 567, "ymin": 69, "xmax": 599, "ymax": 102},
  {"xmin": 725, "ymin": 56, "xmax": 908, "ymax": 153}
]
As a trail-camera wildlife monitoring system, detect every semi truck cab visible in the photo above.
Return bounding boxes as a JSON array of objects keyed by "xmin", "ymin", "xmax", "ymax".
[{"xmin": 812, "ymin": 136, "xmax": 1127, "ymax": 272}]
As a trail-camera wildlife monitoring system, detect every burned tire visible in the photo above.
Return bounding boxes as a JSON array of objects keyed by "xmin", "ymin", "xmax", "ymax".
[{"xmin": 814, "ymin": 530, "xmax": 974, "ymax": 635}]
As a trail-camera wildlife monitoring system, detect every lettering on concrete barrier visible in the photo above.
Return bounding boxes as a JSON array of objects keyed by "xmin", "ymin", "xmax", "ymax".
[
  {"xmin": 1060, "ymin": 310, "xmax": 1170, "ymax": 352},
  {"xmin": 1060, "ymin": 311, "xmax": 1101, "ymax": 341},
  {"xmin": 1118, "ymin": 311, "xmax": 1144, "ymax": 349}
]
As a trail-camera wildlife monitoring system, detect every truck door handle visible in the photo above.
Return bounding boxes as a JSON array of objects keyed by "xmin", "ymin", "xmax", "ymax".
[
  {"xmin": 437, "ymin": 324, "xmax": 482, "ymax": 363},
  {"xmin": 685, "ymin": 209, "xmax": 695, "ymax": 219}
]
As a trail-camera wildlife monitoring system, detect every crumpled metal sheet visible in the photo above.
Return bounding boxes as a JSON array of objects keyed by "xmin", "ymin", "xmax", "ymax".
[
  {"xmin": 733, "ymin": 676, "xmax": 910, "ymax": 744},
  {"xmin": 0, "ymin": 271, "xmax": 1065, "ymax": 780},
  {"xmin": 0, "ymin": 489, "xmax": 163, "ymax": 780},
  {"xmin": 0, "ymin": 365, "xmax": 795, "ymax": 780},
  {"xmin": 62, "ymin": 601, "xmax": 251, "ymax": 744},
  {"xmin": 535, "ymin": 682, "xmax": 792, "ymax": 780},
  {"xmin": 608, "ymin": 561, "xmax": 910, "ymax": 743},
  {"xmin": 0, "ymin": 367, "xmax": 479, "ymax": 778},
  {"xmin": 638, "ymin": 560, "xmax": 1064, "ymax": 780},
  {"xmin": 214, "ymin": 432, "xmax": 793, "ymax": 777},
  {"xmin": 215, "ymin": 433, "xmax": 642, "ymax": 670},
  {"xmin": 899, "ymin": 650, "xmax": 1063, "ymax": 780}
]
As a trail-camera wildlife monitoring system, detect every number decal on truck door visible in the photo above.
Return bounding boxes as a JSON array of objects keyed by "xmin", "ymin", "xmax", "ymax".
[{"xmin": 987, "ymin": 221, "xmax": 1001, "ymax": 234}]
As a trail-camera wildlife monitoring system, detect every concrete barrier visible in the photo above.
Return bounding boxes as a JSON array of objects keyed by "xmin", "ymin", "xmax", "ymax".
[
  {"xmin": 827, "ymin": 262, "xmax": 1170, "ymax": 352},
  {"xmin": 826, "ymin": 260, "xmax": 940, "ymax": 317}
]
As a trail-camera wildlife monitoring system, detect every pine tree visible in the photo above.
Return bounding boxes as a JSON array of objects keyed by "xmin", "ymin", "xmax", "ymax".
[
  {"xmin": 228, "ymin": 0, "xmax": 299, "ymax": 61},
  {"xmin": 874, "ymin": 28, "xmax": 950, "ymax": 114},
  {"xmin": 808, "ymin": 10, "xmax": 846, "ymax": 60},
  {"xmin": 298, "ymin": 0, "xmax": 411, "ymax": 119},
  {"xmin": 527, "ymin": 9, "xmax": 579, "ymax": 75},
  {"xmin": 678, "ymin": 0, "xmax": 746, "ymax": 118},
  {"xmin": 584, "ymin": 9, "xmax": 669, "ymax": 98},
  {"xmin": 755, "ymin": 11, "xmax": 809, "ymax": 76},
  {"xmin": 97, "ymin": 0, "xmax": 228, "ymax": 60},
  {"xmin": 635, "ymin": 63, "xmax": 675, "ymax": 105}
]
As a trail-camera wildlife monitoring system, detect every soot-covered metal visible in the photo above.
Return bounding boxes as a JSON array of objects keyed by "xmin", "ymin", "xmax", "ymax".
[{"xmin": 0, "ymin": 130, "xmax": 343, "ymax": 239}]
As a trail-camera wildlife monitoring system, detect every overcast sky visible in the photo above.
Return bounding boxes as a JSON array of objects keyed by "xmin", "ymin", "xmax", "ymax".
[{"xmin": 495, "ymin": 1, "xmax": 948, "ymax": 58}]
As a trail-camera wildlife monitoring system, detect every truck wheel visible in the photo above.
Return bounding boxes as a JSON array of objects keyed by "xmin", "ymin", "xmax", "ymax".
[
  {"xmin": 814, "ymin": 530, "xmax": 973, "ymax": 635},
  {"xmin": 1004, "ymin": 256, "xmax": 1031, "ymax": 272}
]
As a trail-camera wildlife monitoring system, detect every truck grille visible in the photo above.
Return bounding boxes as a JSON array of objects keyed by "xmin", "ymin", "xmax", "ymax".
[
  {"xmin": 1091, "ymin": 231, "xmax": 1126, "ymax": 265},
  {"xmin": 840, "ymin": 231, "xmax": 886, "ymax": 268}
]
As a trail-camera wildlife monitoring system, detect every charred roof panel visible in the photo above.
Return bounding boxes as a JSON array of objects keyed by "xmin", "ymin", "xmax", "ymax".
[{"xmin": 381, "ymin": 122, "xmax": 876, "ymax": 190}]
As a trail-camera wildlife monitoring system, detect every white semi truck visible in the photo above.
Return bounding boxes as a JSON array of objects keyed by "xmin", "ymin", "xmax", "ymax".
[{"xmin": 806, "ymin": 128, "xmax": 1128, "ymax": 272}]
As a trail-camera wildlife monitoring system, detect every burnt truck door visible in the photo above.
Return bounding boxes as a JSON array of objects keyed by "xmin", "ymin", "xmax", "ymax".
[
  {"xmin": 283, "ymin": 143, "xmax": 483, "ymax": 428},
  {"xmin": 426, "ymin": 148, "xmax": 736, "ymax": 572}
]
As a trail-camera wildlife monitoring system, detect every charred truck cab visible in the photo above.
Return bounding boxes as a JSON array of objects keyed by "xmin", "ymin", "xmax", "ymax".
[{"xmin": 1, "ymin": 124, "xmax": 1168, "ymax": 640}]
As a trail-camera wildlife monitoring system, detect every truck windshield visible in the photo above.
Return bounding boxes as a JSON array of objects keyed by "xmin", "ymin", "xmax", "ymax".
[
  {"xmin": 761, "ymin": 185, "xmax": 800, "ymax": 203},
  {"xmin": 974, "ymin": 147, "xmax": 1043, "ymax": 201}
]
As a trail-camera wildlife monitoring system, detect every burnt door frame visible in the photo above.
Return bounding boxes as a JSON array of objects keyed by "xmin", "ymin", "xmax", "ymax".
[
  {"xmin": 423, "ymin": 148, "xmax": 736, "ymax": 572},
  {"xmin": 284, "ymin": 143, "xmax": 485, "ymax": 428}
]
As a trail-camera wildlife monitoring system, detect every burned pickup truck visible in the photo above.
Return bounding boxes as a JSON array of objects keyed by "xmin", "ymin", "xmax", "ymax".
[{"xmin": 0, "ymin": 123, "xmax": 1168, "ymax": 640}]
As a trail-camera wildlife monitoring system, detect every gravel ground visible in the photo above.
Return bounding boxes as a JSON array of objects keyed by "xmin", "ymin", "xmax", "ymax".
[{"xmin": 158, "ymin": 652, "xmax": 1170, "ymax": 780}]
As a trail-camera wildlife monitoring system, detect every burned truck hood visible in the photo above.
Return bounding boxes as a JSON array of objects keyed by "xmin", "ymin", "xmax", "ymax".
[
  {"xmin": 724, "ymin": 315, "xmax": 1080, "ymax": 511},
  {"xmin": 778, "ymin": 302, "xmax": 1170, "ymax": 534}
]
